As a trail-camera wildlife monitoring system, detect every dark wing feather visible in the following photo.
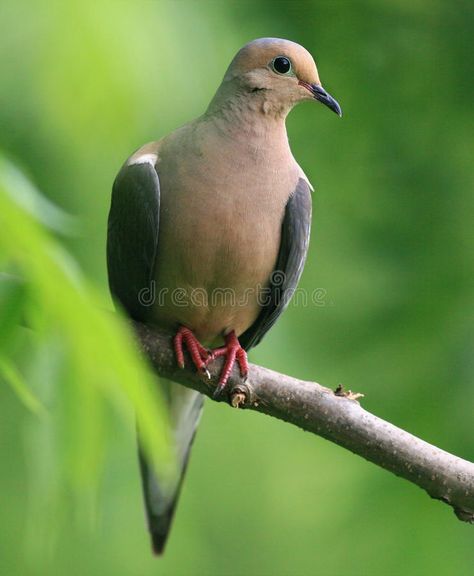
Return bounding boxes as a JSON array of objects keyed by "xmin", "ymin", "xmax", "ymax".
[
  {"xmin": 107, "ymin": 160, "xmax": 160, "ymax": 321},
  {"xmin": 106, "ymin": 158, "xmax": 203, "ymax": 555},
  {"xmin": 240, "ymin": 178, "xmax": 312, "ymax": 350}
]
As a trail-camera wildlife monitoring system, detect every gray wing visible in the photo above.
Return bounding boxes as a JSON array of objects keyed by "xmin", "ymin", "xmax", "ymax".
[
  {"xmin": 240, "ymin": 178, "xmax": 312, "ymax": 351},
  {"xmin": 107, "ymin": 156, "xmax": 203, "ymax": 555},
  {"xmin": 107, "ymin": 159, "xmax": 160, "ymax": 321}
]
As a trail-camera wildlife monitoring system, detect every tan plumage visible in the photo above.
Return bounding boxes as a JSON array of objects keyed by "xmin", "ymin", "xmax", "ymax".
[{"xmin": 125, "ymin": 38, "xmax": 322, "ymax": 345}]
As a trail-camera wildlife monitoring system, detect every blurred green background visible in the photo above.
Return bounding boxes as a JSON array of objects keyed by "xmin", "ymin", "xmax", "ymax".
[{"xmin": 1, "ymin": 1, "xmax": 473, "ymax": 575}]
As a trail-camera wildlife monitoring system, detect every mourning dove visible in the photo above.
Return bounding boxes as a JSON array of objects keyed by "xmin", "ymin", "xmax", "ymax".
[{"xmin": 107, "ymin": 37, "xmax": 341, "ymax": 554}]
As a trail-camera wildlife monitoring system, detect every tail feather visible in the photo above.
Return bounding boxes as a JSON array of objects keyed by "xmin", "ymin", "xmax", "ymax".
[{"xmin": 138, "ymin": 380, "xmax": 204, "ymax": 555}]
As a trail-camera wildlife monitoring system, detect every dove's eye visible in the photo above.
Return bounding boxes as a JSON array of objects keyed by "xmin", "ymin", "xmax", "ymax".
[{"xmin": 272, "ymin": 56, "xmax": 292, "ymax": 75}]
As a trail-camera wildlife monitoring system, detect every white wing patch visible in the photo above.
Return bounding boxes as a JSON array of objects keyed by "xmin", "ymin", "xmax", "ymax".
[{"xmin": 128, "ymin": 152, "xmax": 158, "ymax": 167}]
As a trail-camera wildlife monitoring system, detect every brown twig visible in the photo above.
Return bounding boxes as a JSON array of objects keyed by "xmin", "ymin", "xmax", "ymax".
[{"xmin": 134, "ymin": 321, "xmax": 474, "ymax": 524}]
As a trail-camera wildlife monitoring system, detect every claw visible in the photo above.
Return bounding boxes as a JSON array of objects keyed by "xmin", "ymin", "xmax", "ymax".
[
  {"xmin": 201, "ymin": 367, "xmax": 211, "ymax": 380},
  {"xmin": 207, "ymin": 331, "xmax": 248, "ymax": 396},
  {"xmin": 173, "ymin": 326, "xmax": 210, "ymax": 375}
]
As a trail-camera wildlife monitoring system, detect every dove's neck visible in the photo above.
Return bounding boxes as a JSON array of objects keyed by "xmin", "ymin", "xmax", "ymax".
[{"xmin": 205, "ymin": 81, "xmax": 292, "ymax": 142}]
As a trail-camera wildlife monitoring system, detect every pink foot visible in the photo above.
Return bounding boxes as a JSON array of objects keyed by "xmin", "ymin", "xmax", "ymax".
[
  {"xmin": 174, "ymin": 326, "xmax": 211, "ymax": 378},
  {"xmin": 207, "ymin": 331, "xmax": 248, "ymax": 397}
]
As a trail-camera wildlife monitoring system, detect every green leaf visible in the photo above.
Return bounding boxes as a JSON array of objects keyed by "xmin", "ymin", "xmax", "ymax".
[
  {"xmin": 0, "ymin": 154, "xmax": 174, "ymax": 492},
  {"xmin": 0, "ymin": 272, "xmax": 28, "ymax": 347},
  {"xmin": 0, "ymin": 355, "xmax": 47, "ymax": 417}
]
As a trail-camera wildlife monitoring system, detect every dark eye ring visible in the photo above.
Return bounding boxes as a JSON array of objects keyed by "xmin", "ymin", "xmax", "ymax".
[{"xmin": 272, "ymin": 56, "xmax": 292, "ymax": 75}]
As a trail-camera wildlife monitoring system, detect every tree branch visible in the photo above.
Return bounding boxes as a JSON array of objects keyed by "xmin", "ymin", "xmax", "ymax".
[{"xmin": 134, "ymin": 321, "xmax": 474, "ymax": 524}]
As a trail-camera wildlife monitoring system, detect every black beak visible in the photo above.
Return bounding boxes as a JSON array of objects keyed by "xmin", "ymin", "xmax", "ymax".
[{"xmin": 300, "ymin": 81, "xmax": 342, "ymax": 117}]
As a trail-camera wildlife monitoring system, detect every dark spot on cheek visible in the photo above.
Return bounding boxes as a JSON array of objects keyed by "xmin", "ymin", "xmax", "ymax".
[{"xmin": 251, "ymin": 87, "xmax": 266, "ymax": 93}]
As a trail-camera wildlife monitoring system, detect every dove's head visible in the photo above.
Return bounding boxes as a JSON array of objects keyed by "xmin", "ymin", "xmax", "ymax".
[{"xmin": 210, "ymin": 38, "xmax": 342, "ymax": 118}]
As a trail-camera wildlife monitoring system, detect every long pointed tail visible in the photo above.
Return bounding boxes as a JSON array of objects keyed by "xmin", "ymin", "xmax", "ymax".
[{"xmin": 138, "ymin": 380, "xmax": 204, "ymax": 554}]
